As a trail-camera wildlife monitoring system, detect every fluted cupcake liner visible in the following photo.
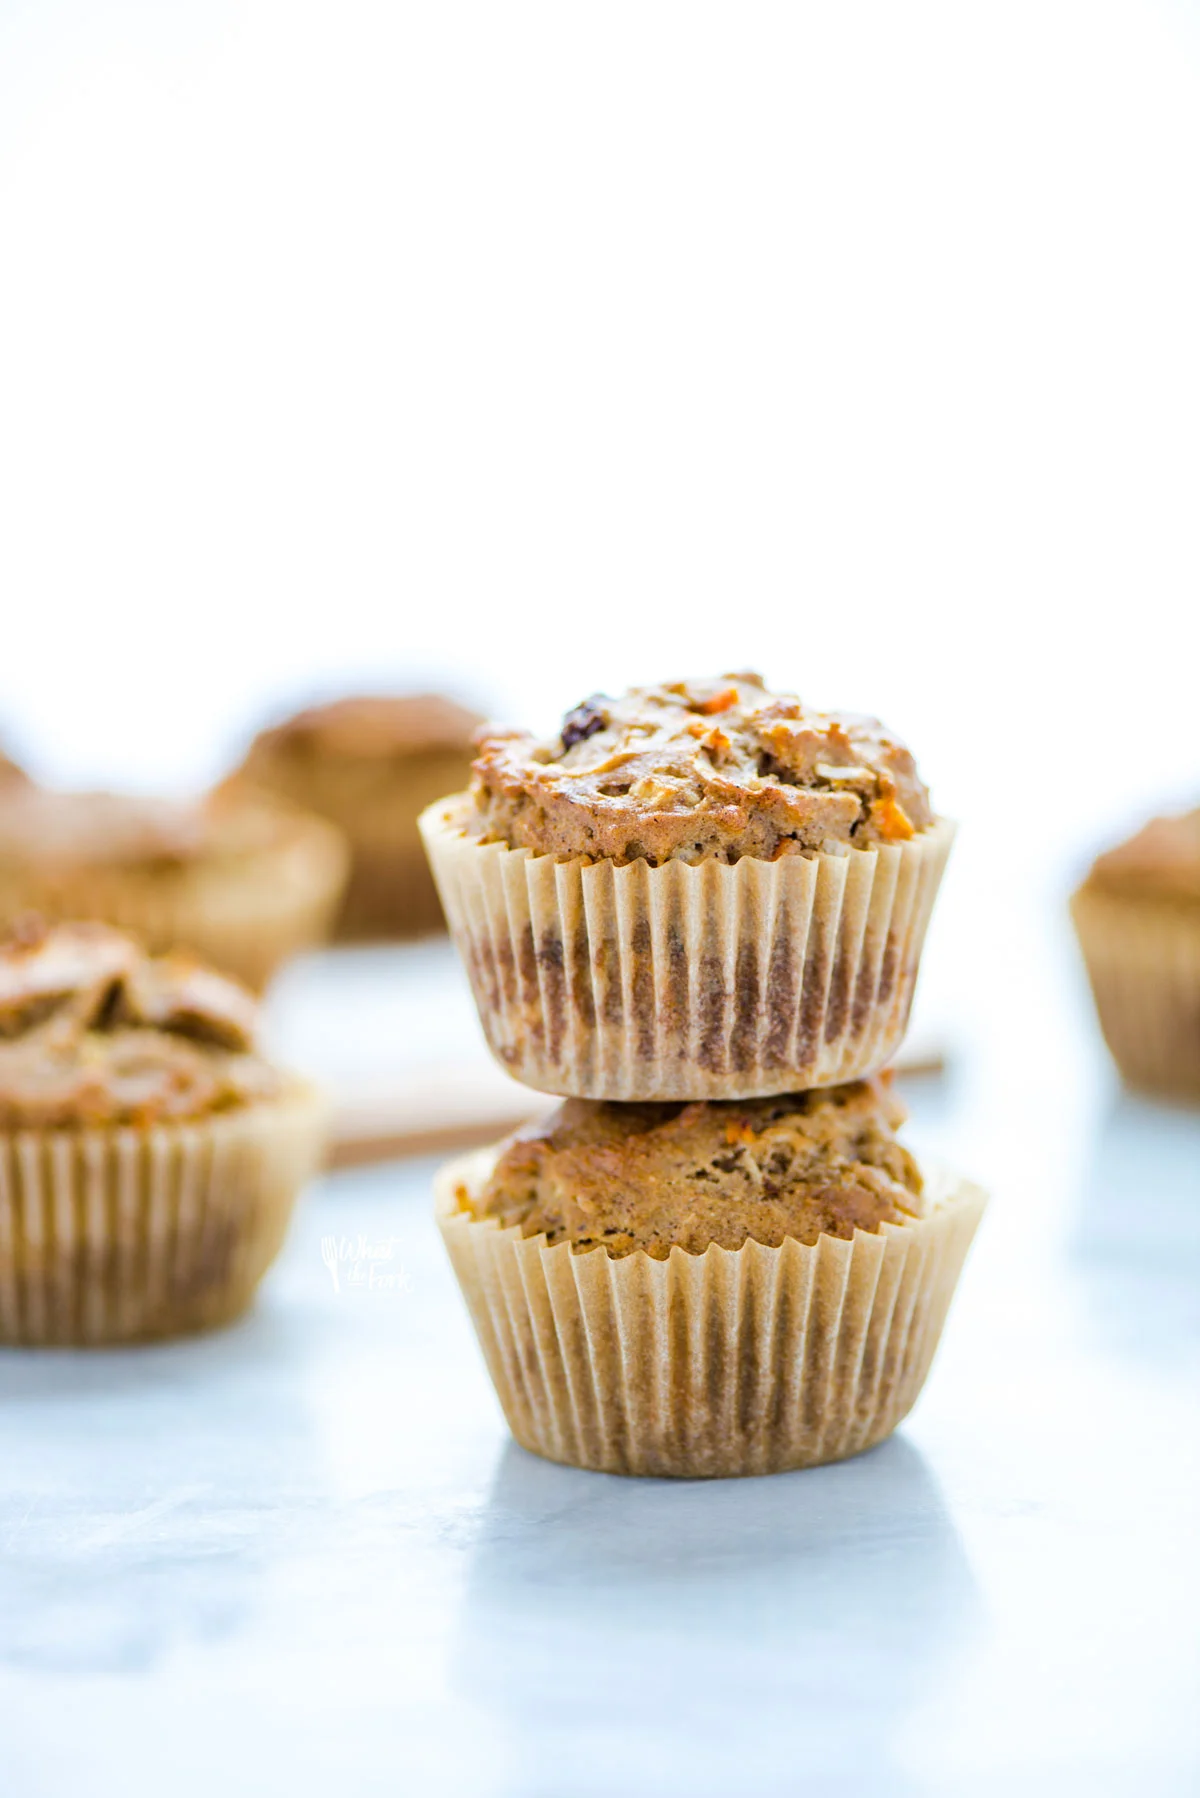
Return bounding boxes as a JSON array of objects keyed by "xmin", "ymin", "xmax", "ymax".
[
  {"xmin": 1072, "ymin": 888, "xmax": 1200, "ymax": 1100},
  {"xmin": 0, "ymin": 823, "xmax": 348, "ymax": 991},
  {"xmin": 0, "ymin": 1084, "xmax": 326, "ymax": 1346},
  {"xmin": 337, "ymin": 843, "xmax": 448, "ymax": 942},
  {"xmin": 436, "ymin": 1151, "xmax": 986, "ymax": 1478},
  {"xmin": 421, "ymin": 798, "xmax": 953, "ymax": 1100}
]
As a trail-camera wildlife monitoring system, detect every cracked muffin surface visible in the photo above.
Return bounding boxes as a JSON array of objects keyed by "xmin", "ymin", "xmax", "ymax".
[
  {"xmin": 468, "ymin": 674, "xmax": 933, "ymax": 865},
  {"xmin": 465, "ymin": 1076, "xmax": 924, "ymax": 1257},
  {"xmin": 0, "ymin": 920, "xmax": 282, "ymax": 1128}
]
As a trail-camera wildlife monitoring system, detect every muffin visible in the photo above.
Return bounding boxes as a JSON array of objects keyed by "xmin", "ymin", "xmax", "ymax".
[
  {"xmin": 436, "ymin": 1077, "xmax": 986, "ymax": 1476},
  {"xmin": 233, "ymin": 693, "xmax": 482, "ymax": 939},
  {"xmin": 0, "ymin": 785, "xmax": 348, "ymax": 991},
  {"xmin": 421, "ymin": 674, "xmax": 953, "ymax": 1099},
  {"xmin": 0, "ymin": 920, "xmax": 326, "ymax": 1344},
  {"xmin": 0, "ymin": 748, "xmax": 27, "ymax": 788},
  {"xmin": 1072, "ymin": 806, "xmax": 1200, "ymax": 1099}
]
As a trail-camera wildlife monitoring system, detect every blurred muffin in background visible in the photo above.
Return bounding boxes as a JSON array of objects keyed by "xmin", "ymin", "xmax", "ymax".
[
  {"xmin": 232, "ymin": 693, "xmax": 481, "ymax": 940},
  {"xmin": 1072, "ymin": 806, "xmax": 1200, "ymax": 1100},
  {"xmin": 0, "ymin": 785, "xmax": 347, "ymax": 991},
  {"xmin": 0, "ymin": 746, "xmax": 28, "ymax": 788},
  {"xmin": 0, "ymin": 919, "xmax": 326, "ymax": 1343}
]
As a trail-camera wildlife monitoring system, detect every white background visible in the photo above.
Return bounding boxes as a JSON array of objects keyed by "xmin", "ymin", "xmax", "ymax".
[
  {"xmin": 1, "ymin": 11, "xmax": 1200, "ymax": 1792},
  {"xmin": 0, "ymin": 0, "xmax": 1198, "ymax": 877}
]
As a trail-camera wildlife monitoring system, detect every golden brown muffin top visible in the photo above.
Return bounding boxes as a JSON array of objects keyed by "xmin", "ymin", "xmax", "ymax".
[
  {"xmin": 1082, "ymin": 807, "xmax": 1200, "ymax": 906},
  {"xmin": 244, "ymin": 694, "xmax": 482, "ymax": 766},
  {"xmin": 467, "ymin": 1077, "xmax": 924, "ymax": 1257},
  {"xmin": 468, "ymin": 674, "xmax": 933, "ymax": 864},
  {"xmin": 0, "ymin": 920, "xmax": 280, "ymax": 1127},
  {"xmin": 0, "ymin": 786, "xmax": 323, "ymax": 876}
]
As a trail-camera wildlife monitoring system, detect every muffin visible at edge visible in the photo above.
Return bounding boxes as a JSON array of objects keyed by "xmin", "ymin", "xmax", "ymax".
[
  {"xmin": 234, "ymin": 693, "xmax": 482, "ymax": 938},
  {"xmin": 467, "ymin": 1076, "xmax": 924, "ymax": 1256},
  {"xmin": 0, "ymin": 919, "xmax": 277, "ymax": 1127},
  {"xmin": 0, "ymin": 921, "xmax": 326, "ymax": 1344},
  {"xmin": 1072, "ymin": 804, "xmax": 1200, "ymax": 1098},
  {"xmin": 469, "ymin": 673, "xmax": 933, "ymax": 864}
]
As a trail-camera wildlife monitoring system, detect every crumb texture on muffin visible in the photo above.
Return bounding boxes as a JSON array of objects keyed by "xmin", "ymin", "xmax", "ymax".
[
  {"xmin": 1082, "ymin": 807, "xmax": 1200, "ymax": 905},
  {"xmin": 468, "ymin": 674, "xmax": 933, "ymax": 865},
  {"xmin": 0, "ymin": 920, "xmax": 280, "ymax": 1127},
  {"xmin": 470, "ymin": 1076, "xmax": 924, "ymax": 1257}
]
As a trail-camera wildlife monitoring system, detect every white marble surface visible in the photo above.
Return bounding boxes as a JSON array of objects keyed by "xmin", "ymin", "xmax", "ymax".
[{"xmin": 1, "ymin": 908, "xmax": 1198, "ymax": 1798}]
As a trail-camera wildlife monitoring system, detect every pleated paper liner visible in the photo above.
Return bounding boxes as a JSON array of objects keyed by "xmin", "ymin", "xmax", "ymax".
[
  {"xmin": 1072, "ymin": 887, "xmax": 1200, "ymax": 1099},
  {"xmin": 436, "ymin": 1151, "xmax": 987, "ymax": 1478},
  {"xmin": 336, "ymin": 843, "xmax": 448, "ymax": 942},
  {"xmin": 421, "ymin": 797, "xmax": 954, "ymax": 1100},
  {"xmin": 0, "ymin": 820, "xmax": 348, "ymax": 992},
  {"xmin": 0, "ymin": 1082, "xmax": 326, "ymax": 1346}
]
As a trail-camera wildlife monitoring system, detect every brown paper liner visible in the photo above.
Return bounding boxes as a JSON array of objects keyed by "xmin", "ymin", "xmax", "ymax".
[
  {"xmin": 1072, "ymin": 887, "xmax": 1200, "ymax": 1099},
  {"xmin": 0, "ymin": 1083, "xmax": 326, "ymax": 1345},
  {"xmin": 435, "ymin": 1151, "xmax": 986, "ymax": 1478},
  {"xmin": 421, "ymin": 798, "xmax": 954, "ymax": 1099},
  {"xmin": 336, "ymin": 844, "xmax": 447, "ymax": 942},
  {"xmin": 0, "ymin": 821, "xmax": 348, "ymax": 992}
]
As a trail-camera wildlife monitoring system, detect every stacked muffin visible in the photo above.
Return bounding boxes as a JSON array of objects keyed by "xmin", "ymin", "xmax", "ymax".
[{"xmin": 423, "ymin": 674, "xmax": 987, "ymax": 1478}]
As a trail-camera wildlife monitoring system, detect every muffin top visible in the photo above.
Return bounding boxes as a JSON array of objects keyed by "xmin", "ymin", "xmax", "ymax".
[
  {"xmin": 468, "ymin": 674, "xmax": 933, "ymax": 864},
  {"xmin": 466, "ymin": 1077, "xmax": 924, "ymax": 1257},
  {"xmin": 1082, "ymin": 807, "xmax": 1200, "ymax": 906},
  {"xmin": 0, "ymin": 786, "xmax": 327, "ymax": 876},
  {"xmin": 243, "ymin": 694, "xmax": 482, "ymax": 767},
  {"xmin": 0, "ymin": 920, "xmax": 281, "ymax": 1127}
]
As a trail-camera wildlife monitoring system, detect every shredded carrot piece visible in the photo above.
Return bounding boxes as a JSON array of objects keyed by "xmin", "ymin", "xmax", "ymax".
[
  {"xmin": 697, "ymin": 688, "xmax": 738, "ymax": 715},
  {"xmin": 873, "ymin": 796, "xmax": 915, "ymax": 840}
]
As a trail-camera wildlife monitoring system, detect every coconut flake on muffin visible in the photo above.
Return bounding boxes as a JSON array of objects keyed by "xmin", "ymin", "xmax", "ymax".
[{"xmin": 469, "ymin": 674, "xmax": 933, "ymax": 865}]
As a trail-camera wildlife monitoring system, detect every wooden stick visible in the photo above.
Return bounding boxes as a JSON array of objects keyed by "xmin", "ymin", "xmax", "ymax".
[{"xmin": 325, "ymin": 1041, "xmax": 948, "ymax": 1171}]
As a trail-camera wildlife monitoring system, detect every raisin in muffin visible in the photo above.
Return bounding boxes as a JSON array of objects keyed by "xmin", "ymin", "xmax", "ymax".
[
  {"xmin": 1072, "ymin": 805, "xmax": 1200, "ymax": 1099},
  {"xmin": 232, "ymin": 693, "xmax": 481, "ymax": 939},
  {"xmin": 436, "ymin": 1076, "xmax": 985, "ymax": 1476},
  {"xmin": 0, "ymin": 920, "xmax": 325, "ymax": 1343},
  {"xmin": 0, "ymin": 785, "xmax": 348, "ymax": 991},
  {"xmin": 421, "ymin": 674, "xmax": 953, "ymax": 1099}
]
